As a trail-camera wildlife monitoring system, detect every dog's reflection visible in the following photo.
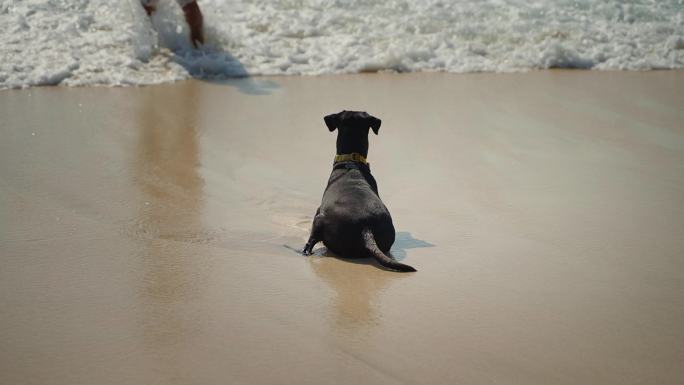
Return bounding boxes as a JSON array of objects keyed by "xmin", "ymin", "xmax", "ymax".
[{"xmin": 308, "ymin": 232, "xmax": 433, "ymax": 330}]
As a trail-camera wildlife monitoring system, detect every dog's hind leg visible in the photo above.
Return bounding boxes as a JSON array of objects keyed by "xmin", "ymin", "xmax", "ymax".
[
  {"xmin": 302, "ymin": 235, "xmax": 318, "ymax": 255},
  {"xmin": 303, "ymin": 209, "xmax": 324, "ymax": 255}
]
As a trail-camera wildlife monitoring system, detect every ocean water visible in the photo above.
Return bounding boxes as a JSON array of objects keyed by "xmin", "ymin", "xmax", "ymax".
[{"xmin": 1, "ymin": 0, "xmax": 683, "ymax": 88}]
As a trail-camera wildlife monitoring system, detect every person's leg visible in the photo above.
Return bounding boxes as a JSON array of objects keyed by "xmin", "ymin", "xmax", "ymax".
[
  {"xmin": 141, "ymin": 0, "xmax": 160, "ymax": 16},
  {"xmin": 177, "ymin": 0, "xmax": 204, "ymax": 47}
]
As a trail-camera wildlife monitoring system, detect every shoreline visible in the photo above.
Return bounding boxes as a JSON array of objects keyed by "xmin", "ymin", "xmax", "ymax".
[{"xmin": 3, "ymin": 68, "xmax": 684, "ymax": 91}]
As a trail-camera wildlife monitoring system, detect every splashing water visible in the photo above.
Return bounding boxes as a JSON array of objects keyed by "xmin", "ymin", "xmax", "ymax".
[{"xmin": 1, "ymin": 0, "xmax": 683, "ymax": 88}]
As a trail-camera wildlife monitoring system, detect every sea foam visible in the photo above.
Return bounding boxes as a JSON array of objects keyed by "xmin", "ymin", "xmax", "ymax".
[{"xmin": 1, "ymin": 0, "xmax": 683, "ymax": 88}]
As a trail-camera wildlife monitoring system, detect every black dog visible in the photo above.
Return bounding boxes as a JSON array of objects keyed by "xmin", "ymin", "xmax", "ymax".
[{"xmin": 302, "ymin": 111, "xmax": 416, "ymax": 272}]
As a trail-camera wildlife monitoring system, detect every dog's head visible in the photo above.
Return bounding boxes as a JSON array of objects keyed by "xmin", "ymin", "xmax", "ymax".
[{"xmin": 324, "ymin": 110, "xmax": 381, "ymax": 156}]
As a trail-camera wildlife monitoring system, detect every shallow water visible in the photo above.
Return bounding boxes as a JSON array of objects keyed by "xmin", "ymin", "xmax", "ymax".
[
  {"xmin": 1, "ymin": 0, "xmax": 683, "ymax": 88},
  {"xmin": 1, "ymin": 71, "xmax": 684, "ymax": 384}
]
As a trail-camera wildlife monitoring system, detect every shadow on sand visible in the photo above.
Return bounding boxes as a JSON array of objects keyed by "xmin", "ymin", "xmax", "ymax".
[
  {"xmin": 391, "ymin": 231, "xmax": 435, "ymax": 261},
  {"xmin": 301, "ymin": 231, "xmax": 434, "ymax": 270},
  {"xmin": 171, "ymin": 46, "xmax": 278, "ymax": 95}
]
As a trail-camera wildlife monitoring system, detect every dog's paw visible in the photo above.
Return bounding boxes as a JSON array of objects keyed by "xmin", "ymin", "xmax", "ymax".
[{"xmin": 302, "ymin": 248, "xmax": 313, "ymax": 256}]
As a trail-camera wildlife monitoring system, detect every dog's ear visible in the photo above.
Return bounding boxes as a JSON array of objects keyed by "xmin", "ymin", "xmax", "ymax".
[
  {"xmin": 369, "ymin": 117, "xmax": 381, "ymax": 135},
  {"xmin": 324, "ymin": 113, "xmax": 339, "ymax": 132}
]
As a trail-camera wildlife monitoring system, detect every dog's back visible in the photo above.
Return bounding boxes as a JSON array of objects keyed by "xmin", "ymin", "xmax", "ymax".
[{"xmin": 320, "ymin": 163, "xmax": 394, "ymax": 256}]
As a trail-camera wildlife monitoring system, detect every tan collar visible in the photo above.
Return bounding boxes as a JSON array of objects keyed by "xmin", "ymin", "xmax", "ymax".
[{"xmin": 334, "ymin": 152, "xmax": 367, "ymax": 164}]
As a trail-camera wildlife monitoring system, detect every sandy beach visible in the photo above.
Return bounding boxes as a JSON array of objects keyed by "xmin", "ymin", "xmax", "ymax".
[{"xmin": 1, "ymin": 71, "xmax": 684, "ymax": 384}]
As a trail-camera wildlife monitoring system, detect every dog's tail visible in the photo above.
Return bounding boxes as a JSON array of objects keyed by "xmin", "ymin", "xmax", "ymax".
[{"xmin": 362, "ymin": 228, "xmax": 416, "ymax": 272}]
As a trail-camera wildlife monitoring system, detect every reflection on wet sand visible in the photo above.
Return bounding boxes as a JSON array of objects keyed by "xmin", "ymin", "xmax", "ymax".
[
  {"xmin": 131, "ymin": 82, "xmax": 206, "ymax": 376},
  {"xmin": 3, "ymin": 72, "xmax": 684, "ymax": 385},
  {"xmin": 309, "ymin": 232, "xmax": 432, "ymax": 331}
]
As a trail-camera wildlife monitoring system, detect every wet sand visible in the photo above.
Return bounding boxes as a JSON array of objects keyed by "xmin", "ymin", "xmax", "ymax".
[{"xmin": 1, "ymin": 71, "xmax": 683, "ymax": 385}]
